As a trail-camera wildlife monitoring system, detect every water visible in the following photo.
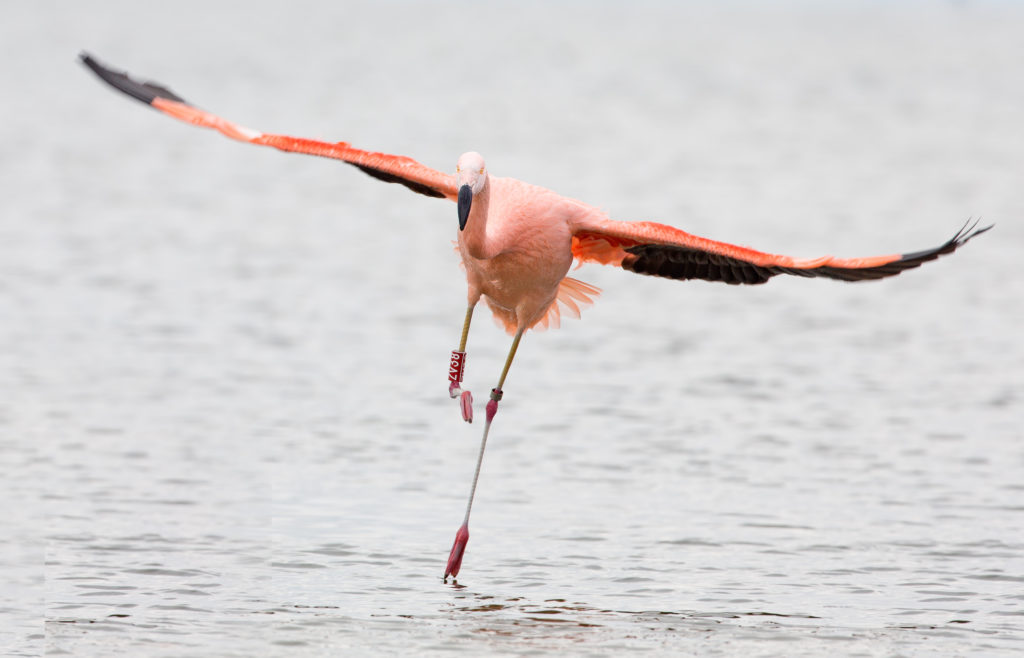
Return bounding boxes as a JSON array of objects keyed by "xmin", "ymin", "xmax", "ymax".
[{"xmin": 3, "ymin": 1, "xmax": 1023, "ymax": 655}]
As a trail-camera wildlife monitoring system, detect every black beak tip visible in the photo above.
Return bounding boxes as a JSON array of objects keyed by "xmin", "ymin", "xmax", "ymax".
[{"xmin": 457, "ymin": 185, "xmax": 472, "ymax": 231}]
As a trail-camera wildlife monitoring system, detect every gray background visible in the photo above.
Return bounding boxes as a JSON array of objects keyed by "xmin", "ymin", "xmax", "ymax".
[{"xmin": 2, "ymin": 1, "xmax": 1022, "ymax": 655}]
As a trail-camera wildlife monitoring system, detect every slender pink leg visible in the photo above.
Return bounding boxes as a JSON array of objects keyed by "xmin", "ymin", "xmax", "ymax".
[
  {"xmin": 444, "ymin": 329, "xmax": 523, "ymax": 581},
  {"xmin": 449, "ymin": 306, "xmax": 476, "ymax": 423}
]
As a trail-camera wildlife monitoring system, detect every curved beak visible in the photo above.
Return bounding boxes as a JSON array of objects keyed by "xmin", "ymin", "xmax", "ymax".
[{"xmin": 457, "ymin": 184, "xmax": 472, "ymax": 231}]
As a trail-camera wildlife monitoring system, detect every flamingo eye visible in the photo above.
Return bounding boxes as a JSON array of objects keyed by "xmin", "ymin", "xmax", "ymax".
[{"xmin": 478, "ymin": 168, "xmax": 484, "ymax": 174}]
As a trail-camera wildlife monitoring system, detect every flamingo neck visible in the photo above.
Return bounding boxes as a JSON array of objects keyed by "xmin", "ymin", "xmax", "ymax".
[{"xmin": 461, "ymin": 178, "xmax": 497, "ymax": 260}]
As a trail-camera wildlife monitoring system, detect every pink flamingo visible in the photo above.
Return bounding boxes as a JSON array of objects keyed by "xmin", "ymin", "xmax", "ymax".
[{"xmin": 81, "ymin": 53, "xmax": 991, "ymax": 581}]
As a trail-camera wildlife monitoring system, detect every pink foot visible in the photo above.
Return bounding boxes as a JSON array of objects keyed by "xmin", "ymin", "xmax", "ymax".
[
  {"xmin": 444, "ymin": 523, "xmax": 470, "ymax": 580},
  {"xmin": 449, "ymin": 382, "xmax": 474, "ymax": 422}
]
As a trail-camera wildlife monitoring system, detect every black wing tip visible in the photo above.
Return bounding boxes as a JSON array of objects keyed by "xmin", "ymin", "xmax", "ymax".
[
  {"xmin": 900, "ymin": 218, "xmax": 994, "ymax": 262},
  {"xmin": 79, "ymin": 51, "xmax": 186, "ymax": 106},
  {"xmin": 945, "ymin": 216, "xmax": 993, "ymax": 244},
  {"xmin": 956, "ymin": 218, "xmax": 994, "ymax": 243}
]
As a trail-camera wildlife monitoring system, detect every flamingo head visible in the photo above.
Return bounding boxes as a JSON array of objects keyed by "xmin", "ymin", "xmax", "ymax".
[{"xmin": 456, "ymin": 152, "xmax": 487, "ymax": 231}]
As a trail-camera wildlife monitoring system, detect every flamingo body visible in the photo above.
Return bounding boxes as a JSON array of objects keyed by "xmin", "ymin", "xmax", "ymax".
[
  {"xmin": 80, "ymin": 52, "xmax": 992, "ymax": 581},
  {"xmin": 457, "ymin": 169, "xmax": 600, "ymax": 333}
]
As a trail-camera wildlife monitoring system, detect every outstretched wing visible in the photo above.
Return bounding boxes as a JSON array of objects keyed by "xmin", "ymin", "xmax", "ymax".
[
  {"xmin": 80, "ymin": 53, "xmax": 458, "ymax": 201},
  {"xmin": 571, "ymin": 215, "xmax": 991, "ymax": 285}
]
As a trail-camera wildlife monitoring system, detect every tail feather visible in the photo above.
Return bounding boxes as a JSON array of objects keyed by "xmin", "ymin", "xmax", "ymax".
[
  {"xmin": 529, "ymin": 277, "xmax": 601, "ymax": 333},
  {"xmin": 486, "ymin": 277, "xmax": 602, "ymax": 335}
]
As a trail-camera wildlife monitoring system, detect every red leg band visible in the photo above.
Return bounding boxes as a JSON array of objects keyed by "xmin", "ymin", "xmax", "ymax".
[{"xmin": 449, "ymin": 350, "xmax": 466, "ymax": 383}]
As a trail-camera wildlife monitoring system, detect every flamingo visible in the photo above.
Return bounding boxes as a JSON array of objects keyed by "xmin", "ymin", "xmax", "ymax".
[{"xmin": 80, "ymin": 53, "xmax": 991, "ymax": 581}]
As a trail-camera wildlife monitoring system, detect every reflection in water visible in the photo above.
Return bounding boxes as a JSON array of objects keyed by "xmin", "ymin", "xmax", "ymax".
[{"xmin": 451, "ymin": 591, "xmax": 824, "ymax": 627}]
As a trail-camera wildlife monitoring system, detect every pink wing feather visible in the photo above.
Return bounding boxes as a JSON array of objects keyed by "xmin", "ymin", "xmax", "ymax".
[
  {"xmin": 571, "ymin": 216, "xmax": 990, "ymax": 285},
  {"xmin": 80, "ymin": 53, "xmax": 458, "ymax": 201}
]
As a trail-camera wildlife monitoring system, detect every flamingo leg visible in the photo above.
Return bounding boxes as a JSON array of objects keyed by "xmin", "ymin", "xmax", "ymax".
[
  {"xmin": 449, "ymin": 305, "xmax": 476, "ymax": 422},
  {"xmin": 494, "ymin": 329, "xmax": 523, "ymax": 393},
  {"xmin": 457, "ymin": 305, "xmax": 475, "ymax": 352},
  {"xmin": 443, "ymin": 327, "xmax": 525, "ymax": 582}
]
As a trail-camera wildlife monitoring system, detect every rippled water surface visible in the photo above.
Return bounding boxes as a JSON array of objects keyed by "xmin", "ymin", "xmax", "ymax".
[{"xmin": 3, "ymin": 1, "xmax": 1023, "ymax": 655}]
